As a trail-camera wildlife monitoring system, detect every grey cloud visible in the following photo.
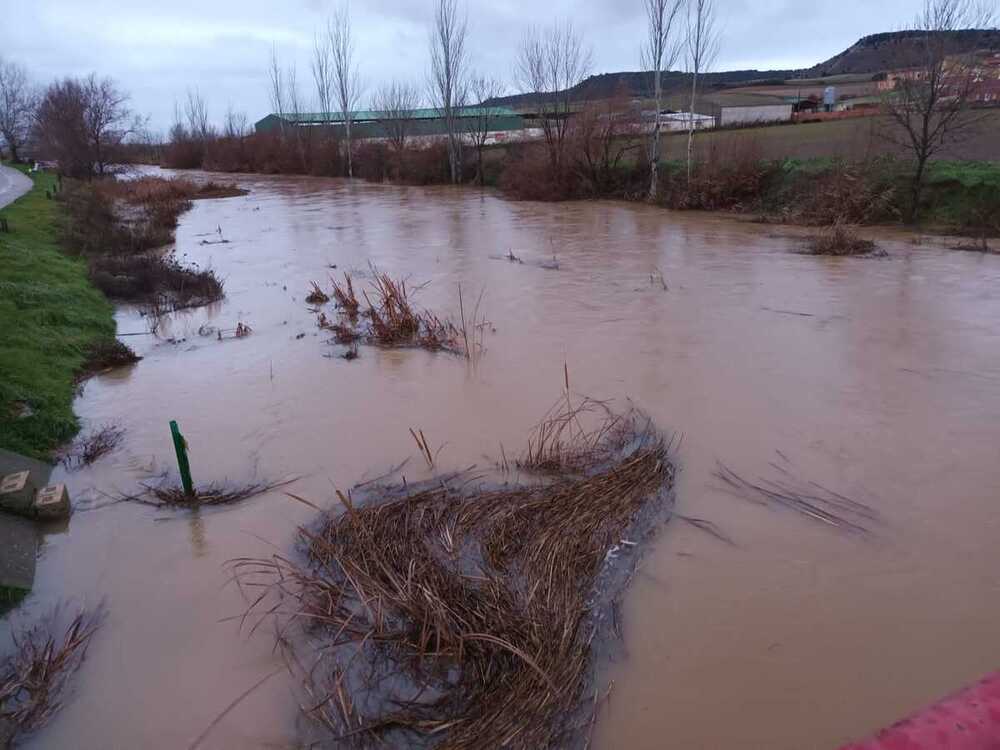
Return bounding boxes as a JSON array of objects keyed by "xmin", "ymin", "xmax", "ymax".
[{"xmin": 6, "ymin": 0, "xmax": 918, "ymax": 134}]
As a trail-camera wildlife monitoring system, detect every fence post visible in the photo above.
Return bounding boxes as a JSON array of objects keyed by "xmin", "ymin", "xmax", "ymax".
[{"xmin": 169, "ymin": 420, "xmax": 194, "ymax": 496}]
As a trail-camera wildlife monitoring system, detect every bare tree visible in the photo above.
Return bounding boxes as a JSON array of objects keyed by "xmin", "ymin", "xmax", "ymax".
[
  {"xmin": 685, "ymin": 0, "xmax": 720, "ymax": 183},
  {"xmin": 642, "ymin": 0, "xmax": 685, "ymax": 200},
  {"xmin": 34, "ymin": 74, "xmax": 135, "ymax": 177},
  {"xmin": 223, "ymin": 105, "xmax": 249, "ymax": 140},
  {"xmin": 0, "ymin": 57, "xmax": 36, "ymax": 162},
  {"xmin": 373, "ymin": 80, "xmax": 420, "ymax": 176},
  {"xmin": 329, "ymin": 5, "xmax": 363, "ymax": 178},
  {"xmin": 267, "ymin": 44, "xmax": 286, "ymax": 134},
  {"xmin": 468, "ymin": 75, "xmax": 505, "ymax": 185},
  {"xmin": 881, "ymin": 0, "xmax": 998, "ymax": 221},
  {"xmin": 81, "ymin": 74, "xmax": 136, "ymax": 176},
  {"xmin": 516, "ymin": 20, "xmax": 592, "ymax": 176},
  {"xmin": 185, "ymin": 87, "xmax": 213, "ymax": 142},
  {"xmin": 311, "ymin": 29, "xmax": 334, "ymax": 121},
  {"xmin": 429, "ymin": 0, "xmax": 469, "ymax": 184},
  {"xmin": 570, "ymin": 88, "xmax": 643, "ymax": 196}
]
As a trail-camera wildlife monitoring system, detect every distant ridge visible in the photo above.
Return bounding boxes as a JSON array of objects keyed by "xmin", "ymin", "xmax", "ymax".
[{"xmin": 484, "ymin": 29, "xmax": 1000, "ymax": 107}]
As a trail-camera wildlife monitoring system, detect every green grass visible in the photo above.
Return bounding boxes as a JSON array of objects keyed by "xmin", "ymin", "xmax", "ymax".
[{"xmin": 0, "ymin": 166, "xmax": 115, "ymax": 460}]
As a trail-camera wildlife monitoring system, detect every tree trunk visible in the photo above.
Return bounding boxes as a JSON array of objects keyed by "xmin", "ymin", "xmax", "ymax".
[
  {"xmin": 909, "ymin": 156, "xmax": 928, "ymax": 224},
  {"xmin": 345, "ymin": 119, "xmax": 354, "ymax": 178},
  {"xmin": 8, "ymin": 141, "xmax": 19, "ymax": 163},
  {"xmin": 477, "ymin": 146, "xmax": 484, "ymax": 186},
  {"xmin": 648, "ymin": 70, "xmax": 662, "ymax": 202},
  {"xmin": 686, "ymin": 69, "xmax": 698, "ymax": 186}
]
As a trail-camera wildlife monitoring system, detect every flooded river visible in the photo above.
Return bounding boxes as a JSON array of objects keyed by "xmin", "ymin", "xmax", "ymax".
[{"xmin": 10, "ymin": 172, "xmax": 1000, "ymax": 748}]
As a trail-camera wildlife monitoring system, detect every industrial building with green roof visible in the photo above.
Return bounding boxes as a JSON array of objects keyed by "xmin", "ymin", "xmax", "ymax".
[{"xmin": 254, "ymin": 107, "xmax": 525, "ymax": 139}]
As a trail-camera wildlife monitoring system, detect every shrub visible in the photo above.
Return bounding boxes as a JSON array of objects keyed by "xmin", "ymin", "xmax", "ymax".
[{"xmin": 804, "ymin": 223, "xmax": 882, "ymax": 256}]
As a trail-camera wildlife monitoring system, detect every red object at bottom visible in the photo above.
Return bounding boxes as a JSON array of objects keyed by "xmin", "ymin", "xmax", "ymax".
[{"xmin": 840, "ymin": 671, "xmax": 1000, "ymax": 750}]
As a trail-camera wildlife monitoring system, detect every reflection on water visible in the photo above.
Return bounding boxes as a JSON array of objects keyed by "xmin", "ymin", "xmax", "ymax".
[{"xmin": 12, "ymin": 172, "xmax": 1000, "ymax": 749}]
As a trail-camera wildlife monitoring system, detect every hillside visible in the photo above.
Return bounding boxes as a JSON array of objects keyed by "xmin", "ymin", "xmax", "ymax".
[
  {"xmin": 806, "ymin": 28, "xmax": 1000, "ymax": 76},
  {"xmin": 485, "ymin": 29, "xmax": 1000, "ymax": 108}
]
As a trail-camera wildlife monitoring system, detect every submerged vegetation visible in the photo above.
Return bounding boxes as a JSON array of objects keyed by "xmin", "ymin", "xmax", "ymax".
[
  {"xmin": 120, "ymin": 477, "xmax": 296, "ymax": 510},
  {"xmin": 317, "ymin": 269, "xmax": 487, "ymax": 359},
  {"xmin": 60, "ymin": 424, "xmax": 126, "ymax": 469},
  {"xmin": 804, "ymin": 223, "xmax": 884, "ymax": 257},
  {"xmin": 0, "ymin": 606, "xmax": 104, "ymax": 747},
  {"xmin": 59, "ymin": 176, "xmax": 230, "ymax": 311},
  {"xmin": 234, "ymin": 403, "xmax": 674, "ymax": 747}
]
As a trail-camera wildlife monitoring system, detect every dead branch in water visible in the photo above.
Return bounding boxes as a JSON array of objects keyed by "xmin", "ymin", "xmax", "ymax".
[
  {"xmin": 61, "ymin": 424, "xmax": 125, "ymax": 469},
  {"xmin": 232, "ymin": 406, "xmax": 675, "ymax": 749},
  {"xmin": 0, "ymin": 605, "xmax": 105, "ymax": 746},
  {"xmin": 713, "ymin": 459, "xmax": 879, "ymax": 534},
  {"xmin": 120, "ymin": 477, "xmax": 298, "ymax": 509}
]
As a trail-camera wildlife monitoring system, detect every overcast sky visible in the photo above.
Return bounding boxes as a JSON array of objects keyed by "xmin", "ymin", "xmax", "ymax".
[{"xmin": 6, "ymin": 0, "xmax": 918, "ymax": 133}]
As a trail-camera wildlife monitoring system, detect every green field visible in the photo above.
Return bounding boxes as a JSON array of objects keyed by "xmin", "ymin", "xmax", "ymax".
[
  {"xmin": 0, "ymin": 167, "xmax": 116, "ymax": 460},
  {"xmin": 661, "ymin": 111, "xmax": 1000, "ymax": 163}
]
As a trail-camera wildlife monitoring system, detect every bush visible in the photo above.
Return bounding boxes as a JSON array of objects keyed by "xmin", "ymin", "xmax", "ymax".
[
  {"xmin": 774, "ymin": 157, "xmax": 900, "ymax": 225},
  {"xmin": 804, "ymin": 223, "xmax": 881, "ymax": 256},
  {"xmin": 89, "ymin": 254, "xmax": 223, "ymax": 308},
  {"xmin": 498, "ymin": 145, "xmax": 583, "ymax": 201}
]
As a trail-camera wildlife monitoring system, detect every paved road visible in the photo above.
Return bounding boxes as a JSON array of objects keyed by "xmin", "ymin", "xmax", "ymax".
[{"xmin": 0, "ymin": 163, "xmax": 32, "ymax": 210}]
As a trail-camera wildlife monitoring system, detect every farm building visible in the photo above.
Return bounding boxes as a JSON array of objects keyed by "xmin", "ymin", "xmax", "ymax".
[
  {"xmin": 254, "ymin": 107, "xmax": 524, "ymax": 140},
  {"xmin": 717, "ymin": 102, "xmax": 794, "ymax": 126}
]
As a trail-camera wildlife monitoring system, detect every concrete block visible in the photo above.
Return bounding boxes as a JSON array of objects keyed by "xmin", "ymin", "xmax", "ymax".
[
  {"xmin": 0, "ymin": 471, "xmax": 35, "ymax": 515},
  {"xmin": 34, "ymin": 484, "xmax": 71, "ymax": 521}
]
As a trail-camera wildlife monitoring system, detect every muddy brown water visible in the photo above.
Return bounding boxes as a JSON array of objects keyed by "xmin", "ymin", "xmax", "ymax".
[{"xmin": 5, "ymin": 171, "xmax": 1000, "ymax": 749}]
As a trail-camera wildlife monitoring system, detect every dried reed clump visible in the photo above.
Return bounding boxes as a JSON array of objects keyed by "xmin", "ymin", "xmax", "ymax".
[
  {"xmin": 331, "ymin": 273, "xmax": 359, "ymax": 316},
  {"xmin": 62, "ymin": 424, "xmax": 125, "ymax": 469},
  {"xmin": 320, "ymin": 268, "xmax": 487, "ymax": 359},
  {"xmin": 233, "ymin": 406, "xmax": 675, "ymax": 749},
  {"xmin": 305, "ymin": 282, "xmax": 330, "ymax": 305},
  {"xmin": 804, "ymin": 223, "xmax": 883, "ymax": 257},
  {"xmin": 121, "ymin": 478, "xmax": 296, "ymax": 509},
  {"xmin": 0, "ymin": 606, "xmax": 104, "ymax": 746}
]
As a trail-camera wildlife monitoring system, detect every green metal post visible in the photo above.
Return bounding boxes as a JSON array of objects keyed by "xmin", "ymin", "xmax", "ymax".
[{"xmin": 169, "ymin": 420, "xmax": 194, "ymax": 496}]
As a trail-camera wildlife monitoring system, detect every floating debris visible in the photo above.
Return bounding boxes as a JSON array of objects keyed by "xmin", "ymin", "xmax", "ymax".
[
  {"xmin": 233, "ymin": 405, "xmax": 674, "ymax": 748},
  {"xmin": 713, "ymin": 457, "xmax": 880, "ymax": 534}
]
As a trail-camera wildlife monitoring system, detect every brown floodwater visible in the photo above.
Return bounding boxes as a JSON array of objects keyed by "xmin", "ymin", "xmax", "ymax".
[{"xmin": 7, "ymin": 171, "xmax": 1000, "ymax": 749}]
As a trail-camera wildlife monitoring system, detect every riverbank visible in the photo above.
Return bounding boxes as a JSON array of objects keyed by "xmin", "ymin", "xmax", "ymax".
[
  {"xmin": 0, "ymin": 166, "xmax": 115, "ymax": 460},
  {"xmin": 158, "ymin": 123, "xmax": 1000, "ymax": 239}
]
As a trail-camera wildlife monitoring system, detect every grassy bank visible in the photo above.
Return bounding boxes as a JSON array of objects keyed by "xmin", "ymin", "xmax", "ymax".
[{"xmin": 0, "ymin": 167, "xmax": 116, "ymax": 460}]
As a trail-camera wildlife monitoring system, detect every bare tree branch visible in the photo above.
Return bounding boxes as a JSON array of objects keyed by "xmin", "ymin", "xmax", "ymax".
[
  {"xmin": 515, "ymin": 20, "xmax": 592, "ymax": 176},
  {"xmin": 686, "ymin": 0, "xmax": 721, "ymax": 184},
  {"xmin": 468, "ymin": 74, "xmax": 506, "ymax": 185},
  {"xmin": 429, "ymin": 0, "xmax": 469, "ymax": 184},
  {"xmin": 880, "ymin": 0, "xmax": 998, "ymax": 220},
  {"xmin": 330, "ymin": 4, "xmax": 364, "ymax": 178},
  {"xmin": 642, "ymin": 0, "xmax": 685, "ymax": 200},
  {"xmin": 0, "ymin": 57, "xmax": 37, "ymax": 163}
]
